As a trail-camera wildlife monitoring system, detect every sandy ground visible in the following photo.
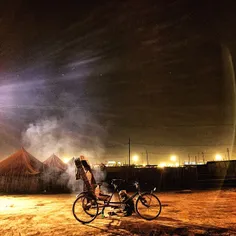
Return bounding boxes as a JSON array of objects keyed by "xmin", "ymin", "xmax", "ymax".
[{"xmin": 0, "ymin": 189, "xmax": 236, "ymax": 236}]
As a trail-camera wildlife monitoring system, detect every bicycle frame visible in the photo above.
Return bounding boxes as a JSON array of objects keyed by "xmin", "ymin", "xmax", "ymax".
[
  {"xmin": 97, "ymin": 183, "xmax": 143, "ymax": 214},
  {"xmin": 72, "ymin": 179, "xmax": 161, "ymax": 223}
]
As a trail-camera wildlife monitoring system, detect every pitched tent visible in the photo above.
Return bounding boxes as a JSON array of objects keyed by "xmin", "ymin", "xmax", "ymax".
[
  {"xmin": 0, "ymin": 147, "xmax": 45, "ymax": 193},
  {"xmin": 44, "ymin": 154, "xmax": 67, "ymax": 172},
  {"xmin": 42, "ymin": 154, "xmax": 69, "ymax": 192}
]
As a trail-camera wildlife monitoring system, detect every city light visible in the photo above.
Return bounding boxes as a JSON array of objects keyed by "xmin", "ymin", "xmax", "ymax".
[
  {"xmin": 107, "ymin": 161, "xmax": 116, "ymax": 166},
  {"xmin": 132, "ymin": 155, "xmax": 139, "ymax": 163},
  {"xmin": 170, "ymin": 155, "xmax": 177, "ymax": 162},
  {"xmin": 215, "ymin": 154, "xmax": 223, "ymax": 161},
  {"xmin": 159, "ymin": 162, "xmax": 166, "ymax": 168}
]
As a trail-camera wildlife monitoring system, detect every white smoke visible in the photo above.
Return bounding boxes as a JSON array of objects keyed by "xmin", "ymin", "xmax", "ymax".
[
  {"xmin": 21, "ymin": 109, "xmax": 107, "ymax": 162},
  {"xmin": 19, "ymin": 51, "xmax": 110, "ymax": 192},
  {"xmin": 22, "ymin": 118, "xmax": 61, "ymax": 159},
  {"xmin": 21, "ymin": 110, "xmax": 108, "ymax": 193}
]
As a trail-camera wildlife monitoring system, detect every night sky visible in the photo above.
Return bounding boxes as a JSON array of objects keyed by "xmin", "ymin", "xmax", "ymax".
[{"xmin": 1, "ymin": 1, "xmax": 236, "ymax": 163}]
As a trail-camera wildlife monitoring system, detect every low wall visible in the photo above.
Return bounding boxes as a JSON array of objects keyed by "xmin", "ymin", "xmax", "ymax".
[{"xmin": 106, "ymin": 160, "xmax": 236, "ymax": 191}]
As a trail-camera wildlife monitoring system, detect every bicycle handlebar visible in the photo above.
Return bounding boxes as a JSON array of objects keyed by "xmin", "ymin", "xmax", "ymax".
[
  {"xmin": 111, "ymin": 179, "xmax": 141, "ymax": 189},
  {"xmin": 110, "ymin": 179, "xmax": 157, "ymax": 194},
  {"xmin": 133, "ymin": 181, "xmax": 140, "ymax": 190},
  {"xmin": 111, "ymin": 179, "xmax": 125, "ymax": 185}
]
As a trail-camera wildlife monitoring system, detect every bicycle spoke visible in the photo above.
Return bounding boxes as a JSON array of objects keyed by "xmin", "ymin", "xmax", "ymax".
[
  {"xmin": 72, "ymin": 195, "xmax": 98, "ymax": 224},
  {"xmin": 136, "ymin": 193, "xmax": 161, "ymax": 220}
]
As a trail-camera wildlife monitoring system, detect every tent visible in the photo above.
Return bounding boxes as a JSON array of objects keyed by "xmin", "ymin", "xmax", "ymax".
[
  {"xmin": 43, "ymin": 154, "xmax": 69, "ymax": 192},
  {"xmin": 0, "ymin": 147, "xmax": 45, "ymax": 193},
  {"xmin": 44, "ymin": 154, "xmax": 67, "ymax": 172}
]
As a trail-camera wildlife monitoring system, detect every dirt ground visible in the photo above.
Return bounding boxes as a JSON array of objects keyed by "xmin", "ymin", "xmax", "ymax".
[{"xmin": 0, "ymin": 189, "xmax": 236, "ymax": 236}]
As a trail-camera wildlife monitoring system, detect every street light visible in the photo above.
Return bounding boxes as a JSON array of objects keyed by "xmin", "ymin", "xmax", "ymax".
[
  {"xmin": 170, "ymin": 155, "xmax": 177, "ymax": 162},
  {"xmin": 159, "ymin": 162, "xmax": 166, "ymax": 168},
  {"xmin": 215, "ymin": 154, "xmax": 223, "ymax": 161},
  {"xmin": 132, "ymin": 155, "xmax": 139, "ymax": 164}
]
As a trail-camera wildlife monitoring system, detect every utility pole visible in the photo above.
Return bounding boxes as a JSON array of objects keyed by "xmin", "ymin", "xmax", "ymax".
[
  {"xmin": 188, "ymin": 154, "xmax": 190, "ymax": 164},
  {"xmin": 195, "ymin": 156, "xmax": 197, "ymax": 165},
  {"xmin": 227, "ymin": 148, "xmax": 230, "ymax": 160},
  {"xmin": 146, "ymin": 149, "xmax": 149, "ymax": 166},
  {"xmin": 202, "ymin": 152, "xmax": 205, "ymax": 164},
  {"xmin": 128, "ymin": 138, "xmax": 131, "ymax": 166}
]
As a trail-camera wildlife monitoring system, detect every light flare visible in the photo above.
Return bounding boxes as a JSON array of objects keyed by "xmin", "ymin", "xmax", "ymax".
[
  {"xmin": 0, "ymin": 198, "xmax": 35, "ymax": 212},
  {"xmin": 63, "ymin": 157, "xmax": 70, "ymax": 163},
  {"xmin": 159, "ymin": 162, "xmax": 166, "ymax": 168},
  {"xmin": 132, "ymin": 155, "xmax": 139, "ymax": 163},
  {"xmin": 215, "ymin": 154, "xmax": 223, "ymax": 161},
  {"xmin": 170, "ymin": 155, "xmax": 177, "ymax": 162}
]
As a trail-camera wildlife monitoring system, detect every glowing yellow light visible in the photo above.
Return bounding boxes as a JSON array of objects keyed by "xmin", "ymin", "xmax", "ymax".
[
  {"xmin": 132, "ymin": 155, "xmax": 139, "ymax": 163},
  {"xmin": 170, "ymin": 155, "xmax": 177, "ymax": 162},
  {"xmin": 0, "ymin": 198, "xmax": 35, "ymax": 212},
  {"xmin": 215, "ymin": 154, "xmax": 223, "ymax": 161},
  {"xmin": 107, "ymin": 161, "xmax": 116, "ymax": 166},
  {"xmin": 108, "ymin": 161, "xmax": 116, "ymax": 164},
  {"xmin": 63, "ymin": 158, "xmax": 70, "ymax": 163},
  {"xmin": 159, "ymin": 162, "xmax": 166, "ymax": 168}
]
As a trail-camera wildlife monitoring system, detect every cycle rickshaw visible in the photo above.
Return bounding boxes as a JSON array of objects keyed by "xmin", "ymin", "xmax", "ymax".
[{"xmin": 72, "ymin": 157, "xmax": 162, "ymax": 224}]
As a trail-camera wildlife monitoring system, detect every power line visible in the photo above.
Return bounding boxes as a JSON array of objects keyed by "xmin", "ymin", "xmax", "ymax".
[
  {"xmin": 104, "ymin": 124, "xmax": 235, "ymax": 128},
  {"xmin": 130, "ymin": 143, "xmax": 232, "ymax": 147},
  {"xmin": 106, "ymin": 143, "xmax": 234, "ymax": 147}
]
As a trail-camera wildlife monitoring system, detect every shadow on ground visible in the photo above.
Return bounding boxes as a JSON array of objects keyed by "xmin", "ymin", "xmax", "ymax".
[{"xmin": 87, "ymin": 217, "xmax": 236, "ymax": 236}]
